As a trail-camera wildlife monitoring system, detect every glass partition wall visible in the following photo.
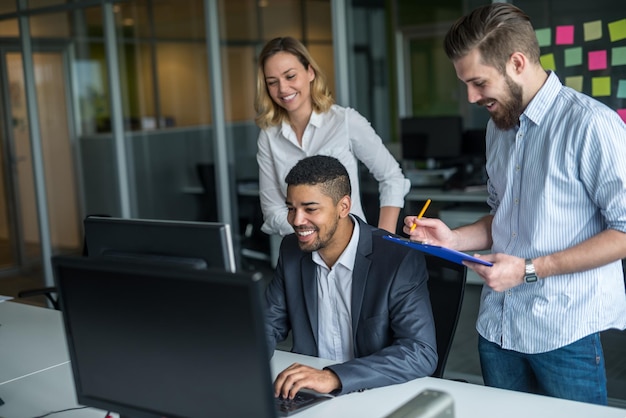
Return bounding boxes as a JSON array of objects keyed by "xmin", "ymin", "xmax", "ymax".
[{"xmin": 0, "ymin": 0, "xmax": 335, "ymax": 285}]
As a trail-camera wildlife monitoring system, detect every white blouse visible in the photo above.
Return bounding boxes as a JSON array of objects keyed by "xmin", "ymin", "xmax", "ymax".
[{"xmin": 256, "ymin": 104, "xmax": 410, "ymax": 236}]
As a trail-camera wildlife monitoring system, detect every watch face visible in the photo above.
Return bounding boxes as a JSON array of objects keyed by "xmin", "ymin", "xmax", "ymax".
[{"xmin": 524, "ymin": 273, "xmax": 538, "ymax": 283}]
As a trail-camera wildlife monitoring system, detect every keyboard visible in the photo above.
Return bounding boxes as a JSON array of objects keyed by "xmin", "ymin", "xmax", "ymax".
[{"xmin": 275, "ymin": 391, "xmax": 331, "ymax": 416}]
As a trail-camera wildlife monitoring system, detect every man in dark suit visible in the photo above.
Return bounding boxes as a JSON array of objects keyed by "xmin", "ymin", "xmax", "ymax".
[{"xmin": 265, "ymin": 155, "xmax": 437, "ymax": 398}]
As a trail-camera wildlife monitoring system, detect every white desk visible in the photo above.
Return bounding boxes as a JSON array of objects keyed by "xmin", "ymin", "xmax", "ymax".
[
  {"xmin": 0, "ymin": 301, "xmax": 69, "ymax": 384},
  {"xmin": 1, "ymin": 301, "xmax": 624, "ymax": 418},
  {"xmin": 0, "ymin": 301, "xmax": 115, "ymax": 418},
  {"xmin": 272, "ymin": 351, "xmax": 626, "ymax": 418}
]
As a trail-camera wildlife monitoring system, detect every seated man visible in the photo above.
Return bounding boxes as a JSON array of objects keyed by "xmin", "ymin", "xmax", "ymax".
[{"xmin": 265, "ymin": 155, "xmax": 437, "ymax": 398}]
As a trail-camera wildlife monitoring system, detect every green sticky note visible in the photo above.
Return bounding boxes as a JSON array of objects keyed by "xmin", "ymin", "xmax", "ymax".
[
  {"xmin": 584, "ymin": 20, "xmax": 603, "ymax": 41},
  {"xmin": 612, "ymin": 46, "xmax": 626, "ymax": 66},
  {"xmin": 608, "ymin": 19, "xmax": 626, "ymax": 42},
  {"xmin": 535, "ymin": 28, "xmax": 552, "ymax": 47},
  {"xmin": 540, "ymin": 53, "xmax": 556, "ymax": 71},
  {"xmin": 592, "ymin": 77, "xmax": 611, "ymax": 97},
  {"xmin": 564, "ymin": 47, "xmax": 583, "ymax": 67},
  {"xmin": 565, "ymin": 76, "xmax": 584, "ymax": 92},
  {"xmin": 617, "ymin": 80, "xmax": 626, "ymax": 99}
]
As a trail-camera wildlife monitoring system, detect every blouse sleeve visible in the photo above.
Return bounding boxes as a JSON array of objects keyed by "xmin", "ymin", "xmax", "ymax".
[
  {"xmin": 346, "ymin": 108, "xmax": 410, "ymax": 208},
  {"xmin": 256, "ymin": 129, "xmax": 294, "ymax": 236}
]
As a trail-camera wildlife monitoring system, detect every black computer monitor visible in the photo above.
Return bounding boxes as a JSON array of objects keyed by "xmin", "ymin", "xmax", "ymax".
[
  {"xmin": 400, "ymin": 116, "xmax": 463, "ymax": 161},
  {"xmin": 84, "ymin": 216, "xmax": 236, "ymax": 272},
  {"xmin": 52, "ymin": 255, "xmax": 276, "ymax": 418}
]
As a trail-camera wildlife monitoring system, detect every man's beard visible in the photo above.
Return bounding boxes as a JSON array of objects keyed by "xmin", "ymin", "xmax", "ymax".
[
  {"xmin": 297, "ymin": 216, "xmax": 339, "ymax": 253},
  {"xmin": 486, "ymin": 75, "xmax": 524, "ymax": 131}
]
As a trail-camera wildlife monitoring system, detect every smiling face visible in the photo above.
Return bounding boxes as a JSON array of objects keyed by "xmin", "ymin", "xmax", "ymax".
[
  {"xmin": 454, "ymin": 49, "xmax": 525, "ymax": 131},
  {"xmin": 263, "ymin": 51, "xmax": 315, "ymax": 119},
  {"xmin": 286, "ymin": 183, "xmax": 351, "ymax": 261}
]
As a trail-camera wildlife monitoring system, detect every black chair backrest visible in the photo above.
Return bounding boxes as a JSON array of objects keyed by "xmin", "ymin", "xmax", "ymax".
[
  {"xmin": 425, "ymin": 254, "xmax": 467, "ymax": 378},
  {"xmin": 196, "ymin": 163, "xmax": 218, "ymax": 222}
]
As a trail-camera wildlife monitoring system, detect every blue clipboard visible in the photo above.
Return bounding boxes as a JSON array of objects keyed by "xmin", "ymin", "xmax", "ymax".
[{"xmin": 383, "ymin": 235, "xmax": 493, "ymax": 267}]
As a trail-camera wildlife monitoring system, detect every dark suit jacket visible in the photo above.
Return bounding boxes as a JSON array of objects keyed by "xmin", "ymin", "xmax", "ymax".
[{"xmin": 265, "ymin": 216, "xmax": 437, "ymax": 394}]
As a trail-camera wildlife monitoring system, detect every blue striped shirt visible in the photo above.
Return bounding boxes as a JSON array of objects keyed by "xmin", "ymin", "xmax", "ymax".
[{"xmin": 477, "ymin": 71, "xmax": 626, "ymax": 354}]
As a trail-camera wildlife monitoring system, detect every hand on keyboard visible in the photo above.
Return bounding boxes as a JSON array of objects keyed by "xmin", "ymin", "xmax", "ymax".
[{"xmin": 275, "ymin": 391, "xmax": 331, "ymax": 416}]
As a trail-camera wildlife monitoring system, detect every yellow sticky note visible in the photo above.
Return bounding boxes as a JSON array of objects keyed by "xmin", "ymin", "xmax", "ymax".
[
  {"xmin": 591, "ymin": 77, "xmax": 611, "ymax": 97},
  {"xmin": 540, "ymin": 53, "xmax": 556, "ymax": 71},
  {"xmin": 565, "ymin": 76, "xmax": 584, "ymax": 92},
  {"xmin": 584, "ymin": 20, "xmax": 603, "ymax": 41},
  {"xmin": 608, "ymin": 19, "xmax": 626, "ymax": 42}
]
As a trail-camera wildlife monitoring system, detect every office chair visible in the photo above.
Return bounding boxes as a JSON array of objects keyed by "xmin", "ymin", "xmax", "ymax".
[
  {"xmin": 237, "ymin": 179, "xmax": 271, "ymax": 268},
  {"xmin": 196, "ymin": 163, "xmax": 219, "ymax": 222},
  {"xmin": 17, "ymin": 214, "xmax": 110, "ymax": 310},
  {"xmin": 16, "ymin": 286, "xmax": 60, "ymax": 310},
  {"xmin": 425, "ymin": 254, "xmax": 467, "ymax": 379}
]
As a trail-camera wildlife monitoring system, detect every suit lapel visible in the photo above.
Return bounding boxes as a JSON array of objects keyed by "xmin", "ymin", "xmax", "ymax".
[
  {"xmin": 351, "ymin": 218, "xmax": 373, "ymax": 338},
  {"xmin": 301, "ymin": 254, "xmax": 319, "ymax": 347}
]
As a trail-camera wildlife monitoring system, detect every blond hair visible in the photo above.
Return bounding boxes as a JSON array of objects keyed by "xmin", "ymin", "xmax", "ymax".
[{"xmin": 255, "ymin": 37, "xmax": 334, "ymax": 129}]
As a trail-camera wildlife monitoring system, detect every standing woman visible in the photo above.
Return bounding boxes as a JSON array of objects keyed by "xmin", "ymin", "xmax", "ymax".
[{"xmin": 255, "ymin": 36, "xmax": 410, "ymax": 238}]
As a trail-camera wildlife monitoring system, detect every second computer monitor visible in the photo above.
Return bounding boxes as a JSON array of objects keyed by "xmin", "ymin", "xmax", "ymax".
[
  {"xmin": 84, "ymin": 216, "xmax": 237, "ymax": 272},
  {"xmin": 400, "ymin": 115, "xmax": 463, "ymax": 161}
]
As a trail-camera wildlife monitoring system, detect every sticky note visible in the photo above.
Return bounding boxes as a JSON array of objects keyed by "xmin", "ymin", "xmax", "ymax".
[
  {"xmin": 584, "ymin": 20, "xmax": 603, "ymax": 41},
  {"xmin": 540, "ymin": 53, "xmax": 556, "ymax": 71},
  {"xmin": 565, "ymin": 76, "xmax": 584, "ymax": 92},
  {"xmin": 564, "ymin": 47, "xmax": 583, "ymax": 67},
  {"xmin": 588, "ymin": 50, "xmax": 608, "ymax": 71},
  {"xmin": 535, "ymin": 28, "xmax": 552, "ymax": 47},
  {"xmin": 591, "ymin": 77, "xmax": 611, "ymax": 97},
  {"xmin": 617, "ymin": 80, "xmax": 626, "ymax": 99},
  {"xmin": 556, "ymin": 25, "xmax": 575, "ymax": 45},
  {"xmin": 608, "ymin": 19, "xmax": 626, "ymax": 42},
  {"xmin": 612, "ymin": 46, "xmax": 626, "ymax": 66},
  {"xmin": 618, "ymin": 109, "xmax": 626, "ymax": 124}
]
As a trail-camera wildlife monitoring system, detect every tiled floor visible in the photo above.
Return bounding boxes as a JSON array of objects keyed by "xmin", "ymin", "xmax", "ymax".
[{"xmin": 2, "ymin": 263, "xmax": 625, "ymax": 409}]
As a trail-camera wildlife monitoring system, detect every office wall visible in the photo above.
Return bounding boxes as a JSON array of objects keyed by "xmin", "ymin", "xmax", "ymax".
[{"xmin": 79, "ymin": 121, "xmax": 260, "ymax": 221}]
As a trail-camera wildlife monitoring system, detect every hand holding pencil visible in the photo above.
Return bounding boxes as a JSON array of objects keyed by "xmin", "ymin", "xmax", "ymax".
[{"xmin": 410, "ymin": 199, "xmax": 431, "ymax": 232}]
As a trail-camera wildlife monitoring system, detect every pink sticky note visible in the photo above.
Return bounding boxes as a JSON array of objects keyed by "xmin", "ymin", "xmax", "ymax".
[
  {"xmin": 556, "ymin": 25, "xmax": 575, "ymax": 45},
  {"xmin": 588, "ymin": 50, "xmax": 608, "ymax": 71},
  {"xmin": 618, "ymin": 109, "xmax": 626, "ymax": 124}
]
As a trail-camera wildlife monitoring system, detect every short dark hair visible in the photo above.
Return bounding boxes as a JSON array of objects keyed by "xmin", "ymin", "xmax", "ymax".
[
  {"xmin": 285, "ymin": 155, "xmax": 351, "ymax": 204},
  {"xmin": 443, "ymin": 3, "xmax": 540, "ymax": 74}
]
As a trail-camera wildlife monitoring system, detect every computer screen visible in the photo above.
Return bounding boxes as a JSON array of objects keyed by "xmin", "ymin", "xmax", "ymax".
[
  {"xmin": 84, "ymin": 216, "xmax": 236, "ymax": 273},
  {"xmin": 400, "ymin": 116, "xmax": 463, "ymax": 160},
  {"xmin": 52, "ymin": 255, "xmax": 276, "ymax": 418}
]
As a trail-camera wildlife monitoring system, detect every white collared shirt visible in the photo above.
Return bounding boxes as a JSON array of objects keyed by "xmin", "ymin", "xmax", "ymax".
[
  {"xmin": 312, "ymin": 216, "xmax": 360, "ymax": 362},
  {"xmin": 257, "ymin": 104, "xmax": 410, "ymax": 236}
]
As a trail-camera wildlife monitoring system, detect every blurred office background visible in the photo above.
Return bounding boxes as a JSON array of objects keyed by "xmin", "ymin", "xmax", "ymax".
[{"xmin": 0, "ymin": 0, "xmax": 624, "ymax": 408}]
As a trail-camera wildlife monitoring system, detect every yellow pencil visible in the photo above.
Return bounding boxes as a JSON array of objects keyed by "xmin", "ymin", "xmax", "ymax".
[{"xmin": 410, "ymin": 199, "xmax": 431, "ymax": 232}]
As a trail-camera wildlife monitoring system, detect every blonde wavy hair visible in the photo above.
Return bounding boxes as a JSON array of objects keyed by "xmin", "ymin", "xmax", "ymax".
[{"xmin": 255, "ymin": 37, "xmax": 334, "ymax": 129}]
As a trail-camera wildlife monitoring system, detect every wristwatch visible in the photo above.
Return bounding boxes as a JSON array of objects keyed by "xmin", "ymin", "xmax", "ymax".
[{"xmin": 524, "ymin": 258, "xmax": 538, "ymax": 283}]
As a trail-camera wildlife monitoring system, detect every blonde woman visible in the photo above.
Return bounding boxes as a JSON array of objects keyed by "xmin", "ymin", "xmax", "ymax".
[{"xmin": 255, "ymin": 36, "xmax": 409, "ymax": 240}]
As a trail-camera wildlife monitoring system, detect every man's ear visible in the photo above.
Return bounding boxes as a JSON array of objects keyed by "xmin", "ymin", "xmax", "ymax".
[
  {"xmin": 338, "ymin": 195, "xmax": 351, "ymax": 218},
  {"xmin": 508, "ymin": 52, "xmax": 527, "ymax": 75}
]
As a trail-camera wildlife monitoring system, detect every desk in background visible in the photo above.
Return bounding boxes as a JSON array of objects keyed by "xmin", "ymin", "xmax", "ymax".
[
  {"xmin": 405, "ymin": 187, "xmax": 488, "ymax": 205},
  {"xmin": 1, "ymin": 301, "xmax": 624, "ymax": 418}
]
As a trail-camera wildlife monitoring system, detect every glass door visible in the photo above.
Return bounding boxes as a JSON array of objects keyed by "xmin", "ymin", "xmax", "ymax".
[{"xmin": 0, "ymin": 48, "xmax": 82, "ymax": 281}]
